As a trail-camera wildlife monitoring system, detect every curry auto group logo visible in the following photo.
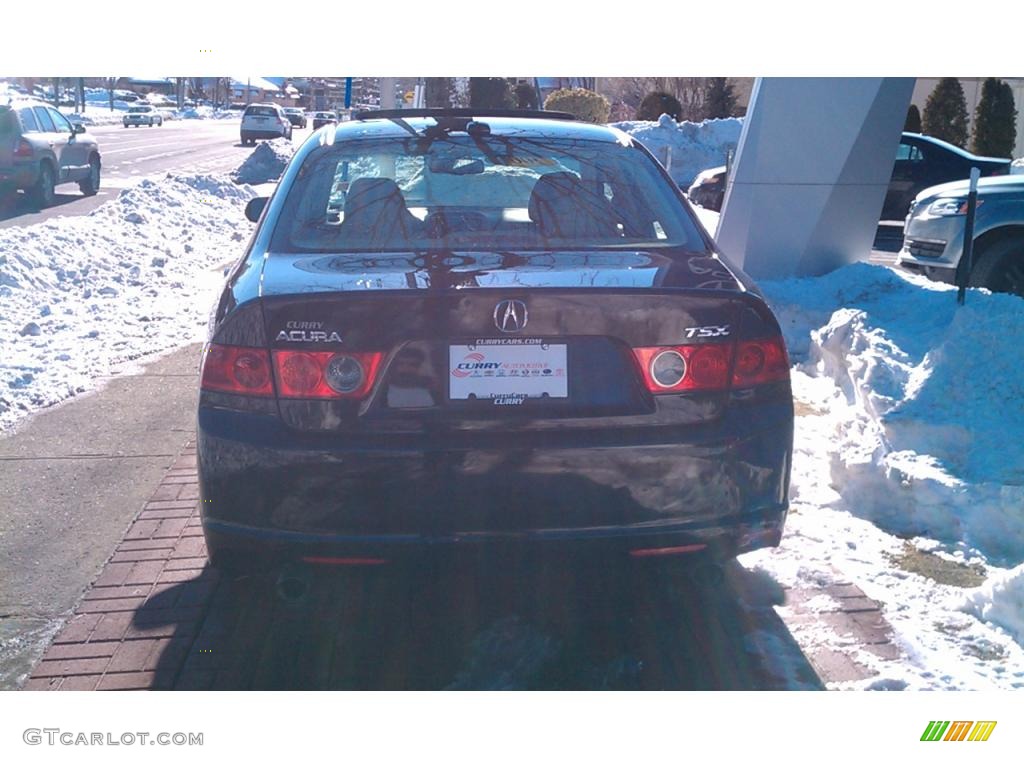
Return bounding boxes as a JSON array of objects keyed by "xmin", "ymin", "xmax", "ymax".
[{"xmin": 920, "ymin": 720, "xmax": 997, "ymax": 742}]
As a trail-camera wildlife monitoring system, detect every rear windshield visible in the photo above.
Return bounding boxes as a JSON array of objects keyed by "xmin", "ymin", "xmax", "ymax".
[
  {"xmin": 245, "ymin": 106, "xmax": 278, "ymax": 117},
  {"xmin": 271, "ymin": 134, "xmax": 707, "ymax": 253}
]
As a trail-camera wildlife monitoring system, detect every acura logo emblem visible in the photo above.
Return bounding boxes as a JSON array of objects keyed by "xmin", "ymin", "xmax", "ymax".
[{"xmin": 494, "ymin": 299, "xmax": 528, "ymax": 333}]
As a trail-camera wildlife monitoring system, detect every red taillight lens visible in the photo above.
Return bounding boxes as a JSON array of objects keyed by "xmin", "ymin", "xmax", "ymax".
[
  {"xmin": 731, "ymin": 337, "xmax": 789, "ymax": 388},
  {"xmin": 14, "ymin": 139, "xmax": 33, "ymax": 158},
  {"xmin": 633, "ymin": 343, "xmax": 730, "ymax": 392},
  {"xmin": 633, "ymin": 335, "xmax": 789, "ymax": 394},
  {"xmin": 272, "ymin": 350, "xmax": 384, "ymax": 399},
  {"xmin": 200, "ymin": 344, "xmax": 274, "ymax": 396}
]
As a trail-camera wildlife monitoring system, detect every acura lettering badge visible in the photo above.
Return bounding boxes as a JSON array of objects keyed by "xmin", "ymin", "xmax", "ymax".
[{"xmin": 494, "ymin": 299, "xmax": 528, "ymax": 333}]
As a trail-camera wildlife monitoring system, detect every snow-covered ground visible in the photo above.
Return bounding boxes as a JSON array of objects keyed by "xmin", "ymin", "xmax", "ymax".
[
  {"xmin": 233, "ymin": 138, "xmax": 295, "ymax": 184},
  {"xmin": 0, "ymin": 174, "xmax": 256, "ymax": 433},
  {"xmin": 612, "ymin": 114, "xmax": 742, "ymax": 188},
  {"xmin": 741, "ymin": 264, "xmax": 1024, "ymax": 690}
]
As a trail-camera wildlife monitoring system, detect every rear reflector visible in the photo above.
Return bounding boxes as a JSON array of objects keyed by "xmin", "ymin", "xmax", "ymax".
[
  {"xmin": 200, "ymin": 344, "xmax": 274, "ymax": 396},
  {"xmin": 629, "ymin": 544, "xmax": 708, "ymax": 557},
  {"xmin": 272, "ymin": 350, "xmax": 384, "ymax": 399},
  {"xmin": 302, "ymin": 556, "xmax": 388, "ymax": 566}
]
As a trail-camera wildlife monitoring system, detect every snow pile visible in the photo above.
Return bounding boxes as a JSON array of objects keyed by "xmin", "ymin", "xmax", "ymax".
[
  {"xmin": 610, "ymin": 114, "xmax": 743, "ymax": 187},
  {"xmin": 762, "ymin": 263, "xmax": 1024, "ymax": 565},
  {"xmin": 0, "ymin": 174, "xmax": 256, "ymax": 433},
  {"xmin": 961, "ymin": 565, "xmax": 1024, "ymax": 647},
  {"xmin": 233, "ymin": 138, "xmax": 295, "ymax": 184},
  {"xmin": 1012, "ymin": 158, "xmax": 1024, "ymax": 175}
]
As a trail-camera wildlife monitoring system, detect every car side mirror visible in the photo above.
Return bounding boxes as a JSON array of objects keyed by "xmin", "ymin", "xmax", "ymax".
[
  {"xmin": 73, "ymin": 124, "xmax": 86, "ymax": 134},
  {"xmin": 245, "ymin": 197, "xmax": 268, "ymax": 223}
]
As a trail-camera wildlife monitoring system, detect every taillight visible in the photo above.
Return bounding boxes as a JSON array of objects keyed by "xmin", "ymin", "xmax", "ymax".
[
  {"xmin": 633, "ymin": 335, "xmax": 789, "ymax": 394},
  {"xmin": 731, "ymin": 337, "xmax": 789, "ymax": 388},
  {"xmin": 14, "ymin": 139, "xmax": 33, "ymax": 158},
  {"xmin": 200, "ymin": 344, "xmax": 274, "ymax": 396},
  {"xmin": 633, "ymin": 343, "xmax": 731, "ymax": 392},
  {"xmin": 272, "ymin": 350, "xmax": 384, "ymax": 399}
]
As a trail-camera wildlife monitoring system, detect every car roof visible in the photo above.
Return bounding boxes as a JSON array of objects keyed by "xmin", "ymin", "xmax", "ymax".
[
  {"xmin": 330, "ymin": 114, "xmax": 627, "ymax": 144},
  {"xmin": 2, "ymin": 97, "xmax": 55, "ymax": 110},
  {"xmin": 903, "ymin": 132, "xmax": 1011, "ymax": 163}
]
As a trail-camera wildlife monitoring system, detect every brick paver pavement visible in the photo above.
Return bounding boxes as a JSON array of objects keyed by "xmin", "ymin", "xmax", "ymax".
[
  {"xmin": 25, "ymin": 440, "xmax": 216, "ymax": 691},
  {"xmin": 23, "ymin": 436, "xmax": 896, "ymax": 690}
]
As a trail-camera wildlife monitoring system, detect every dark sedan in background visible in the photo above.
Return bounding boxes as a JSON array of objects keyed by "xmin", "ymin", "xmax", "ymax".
[
  {"xmin": 198, "ymin": 110, "xmax": 794, "ymax": 575},
  {"xmin": 883, "ymin": 133, "xmax": 1011, "ymax": 220},
  {"xmin": 686, "ymin": 132, "xmax": 1012, "ymax": 220},
  {"xmin": 283, "ymin": 107, "xmax": 307, "ymax": 128}
]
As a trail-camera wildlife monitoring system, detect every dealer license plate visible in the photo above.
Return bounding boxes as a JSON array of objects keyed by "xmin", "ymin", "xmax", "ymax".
[{"xmin": 449, "ymin": 340, "xmax": 568, "ymax": 401}]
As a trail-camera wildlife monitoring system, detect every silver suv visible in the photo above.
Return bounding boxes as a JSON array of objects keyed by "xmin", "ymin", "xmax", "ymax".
[
  {"xmin": 239, "ymin": 103, "xmax": 291, "ymax": 146},
  {"xmin": 0, "ymin": 99, "xmax": 101, "ymax": 208},
  {"xmin": 898, "ymin": 175, "xmax": 1024, "ymax": 296}
]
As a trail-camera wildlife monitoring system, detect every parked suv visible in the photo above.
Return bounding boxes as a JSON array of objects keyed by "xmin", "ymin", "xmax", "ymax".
[
  {"xmin": 240, "ymin": 103, "xmax": 292, "ymax": 146},
  {"xmin": 897, "ymin": 175, "xmax": 1024, "ymax": 296},
  {"xmin": 0, "ymin": 99, "xmax": 101, "ymax": 208}
]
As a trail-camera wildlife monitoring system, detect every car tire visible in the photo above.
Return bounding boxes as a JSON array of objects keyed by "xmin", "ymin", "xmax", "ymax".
[
  {"xmin": 29, "ymin": 162, "xmax": 56, "ymax": 209},
  {"xmin": 79, "ymin": 155, "xmax": 100, "ymax": 196},
  {"xmin": 970, "ymin": 235, "xmax": 1024, "ymax": 297}
]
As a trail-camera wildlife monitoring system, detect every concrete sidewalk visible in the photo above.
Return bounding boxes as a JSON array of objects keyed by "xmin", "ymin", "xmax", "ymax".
[{"xmin": 0, "ymin": 343, "xmax": 203, "ymax": 689}]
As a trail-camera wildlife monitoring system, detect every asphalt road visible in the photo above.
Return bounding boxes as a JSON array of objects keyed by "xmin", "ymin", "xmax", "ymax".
[{"xmin": 0, "ymin": 118, "xmax": 312, "ymax": 227}]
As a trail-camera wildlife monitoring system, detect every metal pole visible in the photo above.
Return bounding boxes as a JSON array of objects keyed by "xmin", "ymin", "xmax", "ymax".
[{"xmin": 956, "ymin": 167, "xmax": 981, "ymax": 306}]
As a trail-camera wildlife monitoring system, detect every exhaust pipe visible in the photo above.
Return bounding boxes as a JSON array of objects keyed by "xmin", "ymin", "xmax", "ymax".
[{"xmin": 275, "ymin": 562, "xmax": 312, "ymax": 603}]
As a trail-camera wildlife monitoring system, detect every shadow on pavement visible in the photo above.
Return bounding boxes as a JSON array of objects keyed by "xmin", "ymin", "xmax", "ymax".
[
  {"xmin": 138, "ymin": 552, "xmax": 823, "ymax": 691},
  {"xmin": 0, "ymin": 190, "xmax": 85, "ymax": 222}
]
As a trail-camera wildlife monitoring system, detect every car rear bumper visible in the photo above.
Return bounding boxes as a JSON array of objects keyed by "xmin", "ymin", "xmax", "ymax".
[
  {"xmin": 241, "ymin": 129, "xmax": 288, "ymax": 139},
  {"xmin": 198, "ymin": 402, "xmax": 792, "ymax": 563},
  {"xmin": 0, "ymin": 162, "xmax": 40, "ymax": 189}
]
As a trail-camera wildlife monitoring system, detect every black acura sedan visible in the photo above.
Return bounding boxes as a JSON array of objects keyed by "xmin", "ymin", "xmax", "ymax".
[{"xmin": 198, "ymin": 109, "xmax": 793, "ymax": 572}]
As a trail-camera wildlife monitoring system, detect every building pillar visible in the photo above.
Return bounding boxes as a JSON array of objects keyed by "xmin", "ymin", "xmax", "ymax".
[{"xmin": 716, "ymin": 77, "xmax": 915, "ymax": 278}]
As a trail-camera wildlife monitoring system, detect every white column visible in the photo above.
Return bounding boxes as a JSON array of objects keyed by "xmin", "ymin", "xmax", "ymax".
[{"xmin": 716, "ymin": 77, "xmax": 916, "ymax": 278}]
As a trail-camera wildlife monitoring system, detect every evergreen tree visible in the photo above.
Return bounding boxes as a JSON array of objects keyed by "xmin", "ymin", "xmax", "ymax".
[
  {"xmin": 636, "ymin": 91, "xmax": 683, "ymax": 122},
  {"xmin": 971, "ymin": 78, "xmax": 1017, "ymax": 157},
  {"xmin": 703, "ymin": 78, "xmax": 737, "ymax": 119},
  {"xmin": 424, "ymin": 78, "xmax": 454, "ymax": 109},
  {"xmin": 904, "ymin": 104, "xmax": 922, "ymax": 132},
  {"xmin": 469, "ymin": 78, "xmax": 514, "ymax": 110},
  {"xmin": 922, "ymin": 78, "xmax": 969, "ymax": 148},
  {"xmin": 514, "ymin": 82, "xmax": 539, "ymax": 110}
]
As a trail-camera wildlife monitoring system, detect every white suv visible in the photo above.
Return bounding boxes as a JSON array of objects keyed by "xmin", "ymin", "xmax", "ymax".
[{"xmin": 240, "ymin": 103, "xmax": 291, "ymax": 146}]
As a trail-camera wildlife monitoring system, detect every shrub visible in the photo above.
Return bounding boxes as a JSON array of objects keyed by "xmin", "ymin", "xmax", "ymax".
[
  {"xmin": 636, "ymin": 91, "xmax": 683, "ymax": 122},
  {"xmin": 971, "ymin": 78, "xmax": 1017, "ymax": 157},
  {"xmin": 543, "ymin": 88, "xmax": 610, "ymax": 124},
  {"xmin": 922, "ymin": 78, "xmax": 969, "ymax": 148}
]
